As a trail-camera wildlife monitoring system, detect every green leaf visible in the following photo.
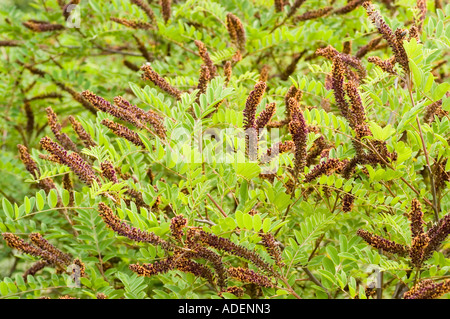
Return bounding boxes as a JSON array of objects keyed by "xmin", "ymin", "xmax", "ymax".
[
  {"xmin": 322, "ymin": 256, "xmax": 336, "ymax": 275},
  {"xmin": 36, "ymin": 192, "xmax": 45, "ymax": 211},
  {"xmin": 262, "ymin": 218, "xmax": 272, "ymax": 233},
  {"xmin": 2, "ymin": 198, "xmax": 14, "ymax": 220},
  {"xmin": 243, "ymin": 213, "xmax": 253, "ymax": 230},
  {"xmin": 326, "ymin": 245, "xmax": 340, "ymax": 267},
  {"xmin": 409, "ymin": 58, "xmax": 422, "ymax": 88},
  {"xmin": 24, "ymin": 196, "xmax": 33, "ymax": 215},
  {"xmin": 433, "ymin": 82, "xmax": 450, "ymax": 101},
  {"xmin": 0, "ymin": 282, "xmax": 9, "ymax": 296},
  {"xmin": 48, "ymin": 189, "xmax": 58, "ymax": 209},
  {"xmin": 252, "ymin": 214, "xmax": 262, "ymax": 232}
]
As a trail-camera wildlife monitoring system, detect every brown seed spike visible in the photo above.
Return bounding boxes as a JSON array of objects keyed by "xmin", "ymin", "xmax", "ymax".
[
  {"xmin": 22, "ymin": 20, "xmax": 65, "ymax": 32},
  {"xmin": 46, "ymin": 107, "xmax": 79, "ymax": 153},
  {"xmin": 362, "ymin": 1, "xmax": 409, "ymax": 73},
  {"xmin": 288, "ymin": 98, "xmax": 308, "ymax": 175},
  {"xmin": 101, "ymin": 119, "xmax": 145, "ymax": 148},
  {"xmin": 331, "ymin": 56, "xmax": 351, "ymax": 121},
  {"xmin": 194, "ymin": 40, "xmax": 217, "ymax": 78},
  {"xmin": 17, "ymin": 144, "xmax": 39, "ymax": 179},
  {"xmin": 160, "ymin": 0, "xmax": 172, "ymax": 23},
  {"xmin": 256, "ymin": 102, "xmax": 277, "ymax": 130},
  {"xmin": 110, "ymin": 17, "xmax": 153, "ymax": 30},
  {"xmin": 226, "ymin": 13, "xmax": 246, "ymax": 51},
  {"xmin": 293, "ymin": 6, "xmax": 333, "ymax": 22},
  {"xmin": 243, "ymin": 81, "xmax": 267, "ymax": 130},
  {"xmin": 356, "ymin": 229, "xmax": 409, "ymax": 256},
  {"xmin": 141, "ymin": 64, "xmax": 183, "ymax": 100},
  {"xmin": 130, "ymin": 0, "xmax": 156, "ymax": 23},
  {"xmin": 68, "ymin": 115, "xmax": 96, "ymax": 148},
  {"xmin": 227, "ymin": 267, "xmax": 274, "ymax": 288},
  {"xmin": 404, "ymin": 279, "xmax": 450, "ymax": 299}
]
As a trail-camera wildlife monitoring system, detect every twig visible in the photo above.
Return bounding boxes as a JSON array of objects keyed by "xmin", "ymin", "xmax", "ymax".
[{"xmin": 206, "ymin": 193, "xmax": 228, "ymax": 217}]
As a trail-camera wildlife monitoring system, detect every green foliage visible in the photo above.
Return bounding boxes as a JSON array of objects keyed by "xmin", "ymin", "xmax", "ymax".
[{"xmin": 0, "ymin": 0, "xmax": 449, "ymax": 300}]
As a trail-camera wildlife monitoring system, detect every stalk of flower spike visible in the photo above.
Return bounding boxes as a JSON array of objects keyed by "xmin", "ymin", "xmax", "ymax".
[
  {"xmin": 293, "ymin": 6, "xmax": 333, "ymax": 22},
  {"xmin": 141, "ymin": 64, "xmax": 183, "ymax": 99},
  {"xmin": 188, "ymin": 229, "xmax": 276, "ymax": 275},
  {"xmin": 2, "ymin": 233, "xmax": 68, "ymax": 269},
  {"xmin": 110, "ymin": 17, "xmax": 153, "ymax": 29},
  {"xmin": 303, "ymin": 158, "xmax": 347, "ymax": 183},
  {"xmin": 333, "ymin": 0, "xmax": 365, "ymax": 14},
  {"xmin": 130, "ymin": 0, "xmax": 156, "ymax": 23},
  {"xmin": 355, "ymin": 36, "xmax": 383, "ymax": 59},
  {"xmin": 22, "ymin": 20, "xmax": 65, "ymax": 32},
  {"xmin": 46, "ymin": 107, "xmax": 78, "ymax": 153},
  {"xmin": 259, "ymin": 232, "xmax": 284, "ymax": 267},
  {"xmin": 356, "ymin": 229, "xmax": 409, "ymax": 256},
  {"xmin": 404, "ymin": 279, "xmax": 450, "ymax": 299},
  {"xmin": 40, "ymin": 136, "xmax": 98, "ymax": 185},
  {"xmin": 98, "ymin": 202, "xmax": 171, "ymax": 249},
  {"xmin": 227, "ymin": 267, "xmax": 274, "ymax": 288},
  {"xmin": 362, "ymin": 1, "xmax": 409, "ymax": 73},
  {"xmin": 368, "ymin": 56, "xmax": 397, "ymax": 75},
  {"xmin": 226, "ymin": 13, "xmax": 246, "ymax": 51},
  {"xmin": 195, "ymin": 40, "xmax": 217, "ymax": 78},
  {"xmin": 288, "ymin": 98, "xmax": 308, "ymax": 175},
  {"xmin": 68, "ymin": 115, "xmax": 96, "ymax": 148},
  {"xmin": 170, "ymin": 214, "xmax": 187, "ymax": 241},
  {"xmin": 160, "ymin": 0, "xmax": 172, "ymax": 23},
  {"xmin": 100, "ymin": 119, "xmax": 145, "ymax": 148},
  {"xmin": 29, "ymin": 233, "xmax": 72, "ymax": 265}
]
